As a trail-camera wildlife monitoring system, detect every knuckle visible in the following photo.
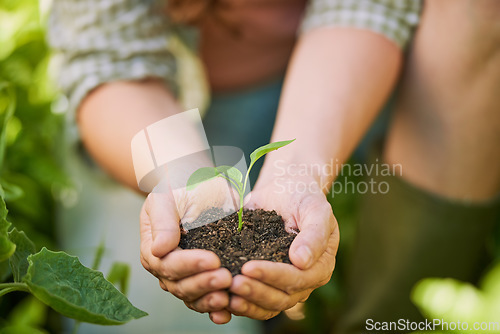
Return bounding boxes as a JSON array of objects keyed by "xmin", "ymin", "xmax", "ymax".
[
  {"xmin": 184, "ymin": 301, "xmax": 196, "ymax": 311},
  {"xmin": 284, "ymin": 285, "xmax": 297, "ymax": 295},
  {"xmin": 286, "ymin": 276, "xmax": 306, "ymax": 294},
  {"xmin": 189, "ymin": 299, "xmax": 207, "ymax": 313},
  {"xmin": 159, "ymin": 280, "xmax": 168, "ymax": 291},
  {"xmin": 299, "ymin": 294, "xmax": 310, "ymax": 303},
  {"xmin": 319, "ymin": 270, "xmax": 333, "ymax": 287},
  {"xmin": 318, "ymin": 276, "xmax": 331, "ymax": 288},
  {"xmin": 198, "ymin": 275, "xmax": 212, "ymax": 291},
  {"xmin": 263, "ymin": 311, "xmax": 280, "ymax": 320},
  {"xmin": 140, "ymin": 256, "xmax": 150, "ymax": 271},
  {"xmin": 275, "ymin": 296, "xmax": 291, "ymax": 311},
  {"xmin": 159, "ymin": 265, "xmax": 177, "ymax": 280},
  {"xmin": 170, "ymin": 283, "xmax": 187, "ymax": 301}
]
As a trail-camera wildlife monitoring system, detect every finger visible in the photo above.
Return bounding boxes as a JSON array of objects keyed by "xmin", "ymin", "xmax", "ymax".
[
  {"xmin": 289, "ymin": 197, "xmax": 337, "ymax": 269},
  {"xmin": 162, "ymin": 268, "xmax": 232, "ymax": 301},
  {"xmin": 143, "ymin": 248, "xmax": 221, "ymax": 280},
  {"xmin": 227, "ymin": 295, "xmax": 280, "ymax": 320},
  {"xmin": 229, "ymin": 275, "xmax": 293, "ymax": 311},
  {"xmin": 159, "ymin": 280, "xmax": 167, "ymax": 291},
  {"xmin": 162, "ymin": 249, "xmax": 221, "ymax": 280},
  {"xmin": 184, "ymin": 291, "xmax": 230, "ymax": 313},
  {"xmin": 144, "ymin": 192, "xmax": 181, "ymax": 257},
  {"xmin": 228, "ymin": 287, "xmax": 312, "ymax": 319},
  {"xmin": 209, "ymin": 310, "xmax": 232, "ymax": 324},
  {"xmin": 241, "ymin": 234, "xmax": 337, "ymax": 294}
]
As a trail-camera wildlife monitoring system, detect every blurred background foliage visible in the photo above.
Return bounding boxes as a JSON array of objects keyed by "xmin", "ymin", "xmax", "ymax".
[
  {"xmin": 0, "ymin": 0, "xmax": 69, "ymax": 331},
  {"xmin": 0, "ymin": 0, "xmax": 499, "ymax": 333},
  {"xmin": 412, "ymin": 262, "xmax": 500, "ymax": 334},
  {"xmin": 0, "ymin": 0, "xmax": 68, "ymax": 249}
]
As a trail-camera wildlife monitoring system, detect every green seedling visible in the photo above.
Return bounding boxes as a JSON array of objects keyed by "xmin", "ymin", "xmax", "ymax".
[{"xmin": 186, "ymin": 139, "xmax": 295, "ymax": 231}]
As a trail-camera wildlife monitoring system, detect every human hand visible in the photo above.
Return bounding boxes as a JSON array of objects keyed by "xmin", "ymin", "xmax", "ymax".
[
  {"xmin": 227, "ymin": 176, "xmax": 339, "ymax": 320},
  {"xmin": 139, "ymin": 177, "xmax": 238, "ymax": 324}
]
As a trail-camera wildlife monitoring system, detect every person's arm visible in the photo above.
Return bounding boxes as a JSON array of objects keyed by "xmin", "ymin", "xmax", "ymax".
[
  {"xmin": 78, "ymin": 80, "xmax": 181, "ymax": 191},
  {"xmin": 227, "ymin": 27, "xmax": 402, "ymax": 320},
  {"xmin": 263, "ymin": 27, "xmax": 402, "ymax": 185}
]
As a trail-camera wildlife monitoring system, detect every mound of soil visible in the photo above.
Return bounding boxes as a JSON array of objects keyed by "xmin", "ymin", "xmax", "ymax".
[{"xmin": 179, "ymin": 208, "xmax": 297, "ymax": 276}]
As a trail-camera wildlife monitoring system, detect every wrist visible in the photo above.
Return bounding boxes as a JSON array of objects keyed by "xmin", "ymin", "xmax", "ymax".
[{"xmin": 256, "ymin": 157, "xmax": 340, "ymax": 195}]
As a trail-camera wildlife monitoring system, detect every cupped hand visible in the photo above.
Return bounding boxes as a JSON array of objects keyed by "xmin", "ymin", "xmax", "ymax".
[
  {"xmin": 139, "ymin": 177, "xmax": 239, "ymax": 324},
  {"xmin": 227, "ymin": 176, "xmax": 339, "ymax": 320}
]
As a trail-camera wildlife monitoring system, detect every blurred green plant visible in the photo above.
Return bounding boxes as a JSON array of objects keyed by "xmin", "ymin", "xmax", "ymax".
[
  {"xmin": 0, "ymin": 0, "xmax": 65, "ymax": 251},
  {"xmin": 0, "ymin": 199, "xmax": 147, "ymax": 326},
  {"xmin": 412, "ymin": 263, "xmax": 500, "ymax": 334},
  {"xmin": 0, "ymin": 1, "xmax": 147, "ymax": 332}
]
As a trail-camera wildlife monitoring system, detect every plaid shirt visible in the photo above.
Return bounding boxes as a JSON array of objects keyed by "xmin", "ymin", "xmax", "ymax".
[{"xmin": 48, "ymin": 0, "xmax": 421, "ymax": 113}]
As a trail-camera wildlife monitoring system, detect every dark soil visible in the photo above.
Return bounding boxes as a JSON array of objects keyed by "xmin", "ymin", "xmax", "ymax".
[{"xmin": 179, "ymin": 208, "xmax": 297, "ymax": 276}]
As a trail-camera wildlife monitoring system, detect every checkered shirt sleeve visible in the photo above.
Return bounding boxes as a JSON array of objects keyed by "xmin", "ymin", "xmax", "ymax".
[
  {"xmin": 48, "ymin": 0, "xmax": 178, "ymax": 112},
  {"xmin": 302, "ymin": 0, "xmax": 422, "ymax": 49}
]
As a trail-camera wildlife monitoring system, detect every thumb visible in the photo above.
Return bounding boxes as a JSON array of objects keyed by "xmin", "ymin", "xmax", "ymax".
[
  {"xmin": 289, "ymin": 198, "xmax": 336, "ymax": 270},
  {"xmin": 145, "ymin": 192, "xmax": 181, "ymax": 258}
]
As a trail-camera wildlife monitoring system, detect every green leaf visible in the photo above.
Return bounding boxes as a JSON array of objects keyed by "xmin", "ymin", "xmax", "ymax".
[
  {"xmin": 0, "ymin": 83, "xmax": 15, "ymax": 170},
  {"xmin": 106, "ymin": 262, "xmax": 130, "ymax": 296},
  {"xmin": 0, "ymin": 178, "xmax": 24, "ymax": 201},
  {"xmin": 8, "ymin": 228, "xmax": 35, "ymax": 282},
  {"xmin": 0, "ymin": 197, "xmax": 16, "ymax": 262},
  {"xmin": 24, "ymin": 248, "xmax": 148, "ymax": 325},
  {"xmin": 186, "ymin": 167, "xmax": 218, "ymax": 191},
  {"xmin": 216, "ymin": 166, "xmax": 243, "ymax": 184},
  {"xmin": 249, "ymin": 139, "xmax": 295, "ymax": 166}
]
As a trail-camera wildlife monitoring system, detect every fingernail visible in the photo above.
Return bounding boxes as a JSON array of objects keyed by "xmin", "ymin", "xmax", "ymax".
[
  {"xmin": 240, "ymin": 283, "xmax": 251, "ymax": 296},
  {"xmin": 296, "ymin": 246, "xmax": 313, "ymax": 268}
]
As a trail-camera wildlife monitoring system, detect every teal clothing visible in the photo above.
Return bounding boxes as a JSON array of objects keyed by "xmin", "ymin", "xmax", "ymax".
[{"xmin": 203, "ymin": 79, "xmax": 283, "ymax": 186}]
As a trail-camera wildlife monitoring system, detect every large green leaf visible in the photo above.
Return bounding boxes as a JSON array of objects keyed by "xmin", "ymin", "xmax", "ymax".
[
  {"xmin": 8, "ymin": 227, "xmax": 35, "ymax": 282},
  {"xmin": 186, "ymin": 167, "xmax": 218, "ymax": 191},
  {"xmin": 249, "ymin": 139, "xmax": 295, "ymax": 166},
  {"xmin": 0, "ymin": 197, "xmax": 16, "ymax": 262},
  {"xmin": 24, "ymin": 248, "xmax": 148, "ymax": 325}
]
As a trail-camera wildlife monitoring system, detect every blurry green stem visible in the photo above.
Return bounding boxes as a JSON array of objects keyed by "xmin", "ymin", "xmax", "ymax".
[
  {"xmin": 71, "ymin": 321, "xmax": 81, "ymax": 334},
  {"xmin": 0, "ymin": 282, "xmax": 29, "ymax": 297},
  {"xmin": 92, "ymin": 240, "xmax": 105, "ymax": 270}
]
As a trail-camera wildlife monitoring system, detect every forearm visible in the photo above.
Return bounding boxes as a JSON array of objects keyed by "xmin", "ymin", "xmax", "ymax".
[
  {"xmin": 78, "ymin": 79, "xmax": 183, "ymax": 192},
  {"xmin": 258, "ymin": 28, "xmax": 402, "ymax": 192}
]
